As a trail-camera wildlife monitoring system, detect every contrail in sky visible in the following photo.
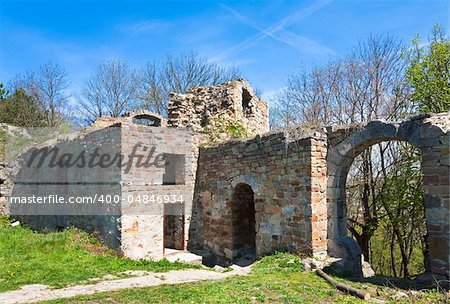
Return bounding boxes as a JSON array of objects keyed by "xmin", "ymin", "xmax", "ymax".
[{"xmin": 212, "ymin": 0, "xmax": 333, "ymax": 62}]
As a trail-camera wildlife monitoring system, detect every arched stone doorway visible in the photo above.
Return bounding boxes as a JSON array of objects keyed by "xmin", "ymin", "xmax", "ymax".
[
  {"xmin": 326, "ymin": 115, "xmax": 450, "ymax": 277},
  {"xmin": 231, "ymin": 183, "xmax": 256, "ymax": 259}
]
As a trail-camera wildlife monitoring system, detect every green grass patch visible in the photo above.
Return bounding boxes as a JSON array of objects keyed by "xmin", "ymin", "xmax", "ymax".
[
  {"xmin": 43, "ymin": 252, "xmax": 362, "ymax": 304},
  {"xmin": 42, "ymin": 252, "xmax": 446, "ymax": 304},
  {"xmin": 0, "ymin": 216, "xmax": 198, "ymax": 292},
  {"xmin": 0, "ymin": 219, "xmax": 445, "ymax": 303}
]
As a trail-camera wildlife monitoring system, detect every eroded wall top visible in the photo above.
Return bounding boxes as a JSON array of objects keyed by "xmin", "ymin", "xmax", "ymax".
[{"xmin": 167, "ymin": 79, "xmax": 269, "ymax": 140}]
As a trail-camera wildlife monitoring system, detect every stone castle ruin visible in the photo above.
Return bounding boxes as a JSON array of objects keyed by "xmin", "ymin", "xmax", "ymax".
[{"xmin": 1, "ymin": 79, "xmax": 449, "ymax": 279}]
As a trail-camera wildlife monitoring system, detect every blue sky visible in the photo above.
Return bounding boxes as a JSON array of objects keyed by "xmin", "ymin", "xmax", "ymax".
[{"xmin": 1, "ymin": 0, "xmax": 449, "ymax": 102}]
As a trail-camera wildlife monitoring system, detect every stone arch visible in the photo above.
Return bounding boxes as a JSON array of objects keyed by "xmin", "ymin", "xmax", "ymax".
[
  {"xmin": 132, "ymin": 114, "xmax": 161, "ymax": 127},
  {"xmin": 122, "ymin": 109, "xmax": 165, "ymax": 127},
  {"xmin": 231, "ymin": 175, "xmax": 261, "ymax": 195},
  {"xmin": 326, "ymin": 115, "xmax": 450, "ymax": 277},
  {"xmin": 230, "ymin": 183, "xmax": 257, "ymax": 259}
]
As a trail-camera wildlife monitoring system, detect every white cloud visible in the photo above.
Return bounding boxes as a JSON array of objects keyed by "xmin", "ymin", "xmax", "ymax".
[{"xmin": 274, "ymin": 29, "xmax": 334, "ymax": 55}]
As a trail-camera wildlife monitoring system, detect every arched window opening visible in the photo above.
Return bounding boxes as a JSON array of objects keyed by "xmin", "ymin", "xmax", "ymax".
[{"xmin": 132, "ymin": 114, "xmax": 161, "ymax": 127}]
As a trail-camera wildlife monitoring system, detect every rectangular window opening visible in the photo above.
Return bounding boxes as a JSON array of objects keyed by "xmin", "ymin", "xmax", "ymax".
[{"xmin": 162, "ymin": 153, "xmax": 185, "ymax": 185}]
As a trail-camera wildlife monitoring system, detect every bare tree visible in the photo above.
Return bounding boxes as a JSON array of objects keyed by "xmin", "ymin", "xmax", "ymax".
[
  {"xmin": 139, "ymin": 52, "xmax": 242, "ymax": 115},
  {"xmin": 276, "ymin": 61, "xmax": 343, "ymax": 126},
  {"xmin": 275, "ymin": 34, "xmax": 426, "ymax": 275},
  {"xmin": 139, "ymin": 62, "xmax": 165, "ymax": 114},
  {"xmin": 78, "ymin": 59, "xmax": 141, "ymax": 123},
  {"xmin": 268, "ymin": 107, "xmax": 283, "ymax": 130},
  {"xmin": 11, "ymin": 61, "xmax": 70, "ymax": 127},
  {"xmin": 338, "ymin": 35, "xmax": 413, "ymax": 264},
  {"xmin": 77, "ymin": 53, "xmax": 242, "ymax": 123},
  {"xmin": 340, "ymin": 34, "xmax": 410, "ymax": 123},
  {"xmin": 276, "ymin": 34, "xmax": 409, "ymax": 126}
]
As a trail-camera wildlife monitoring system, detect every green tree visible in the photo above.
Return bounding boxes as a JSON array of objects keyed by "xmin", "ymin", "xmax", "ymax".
[
  {"xmin": 0, "ymin": 88, "xmax": 47, "ymax": 127},
  {"xmin": 377, "ymin": 143, "xmax": 425, "ymax": 277},
  {"xmin": 406, "ymin": 25, "xmax": 450, "ymax": 113},
  {"xmin": 0, "ymin": 83, "xmax": 8, "ymax": 100}
]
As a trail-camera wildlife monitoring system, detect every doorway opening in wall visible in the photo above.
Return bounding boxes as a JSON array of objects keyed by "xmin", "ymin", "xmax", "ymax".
[
  {"xmin": 231, "ymin": 183, "xmax": 256, "ymax": 260},
  {"xmin": 163, "ymin": 202, "xmax": 185, "ymax": 252},
  {"xmin": 345, "ymin": 141, "xmax": 426, "ymax": 278}
]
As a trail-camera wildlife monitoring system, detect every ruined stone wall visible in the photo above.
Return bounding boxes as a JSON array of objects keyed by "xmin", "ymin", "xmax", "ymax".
[
  {"xmin": 6, "ymin": 121, "xmax": 201, "ymax": 260},
  {"xmin": 119, "ymin": 123, "xmax": 200, "ymax": 260},
  {"xmin": 326, "ymin": 113, "xmax": 450, "ymax": 277},
  {"xmin": 167, "ymin": 79, "xmax": 269, "ymax": 140},
  {"xmin": 9, "ymin": 126, "xmax": 123, "ymax": 249},
  {"xmin": 309, "ymin": 135, "xmax": 328, "ymax": 257},
  {"xmin": 194, "ymin": 127, "xmax": 328, "ymax": 262},
  {"xmin": 0, "ymin": 124, "xmax": 35, "ymax": 215},
  {"xmin": 416, "ymin": 114, "xmax": 450, "ymax": 277},
  {"xmin": 3, "ymin": 75, "xmax": 449, "ymax": 278}
]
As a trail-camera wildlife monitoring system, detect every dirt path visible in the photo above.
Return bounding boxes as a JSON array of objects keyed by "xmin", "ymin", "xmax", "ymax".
[{"xmin": 0, "ymin": 266, "xmax": 251, "ymax": 304}]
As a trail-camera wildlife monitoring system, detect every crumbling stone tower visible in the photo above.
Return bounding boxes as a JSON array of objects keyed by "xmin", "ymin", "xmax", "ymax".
[{"xmin": 167, "ymin": 79, "xmax": 269, "ymax": 139}]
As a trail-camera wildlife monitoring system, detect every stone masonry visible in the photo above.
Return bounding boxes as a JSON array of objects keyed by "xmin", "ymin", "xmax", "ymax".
[
  {"xmin": 195, "ymin": 113, "xmax": 449, "ymax": 277},
  {"xmin": 167, "ymin": 79, "xmax": 269, "ymax": 138},
  {"xmin": 3, "ymin": 80, "xmax": 449, "ymax": 279},
  {"xmin": 119, "ymin": 123, "xmax": 200, "ymax": 260},
  {"xmin": 7, "ymin": 121, "xmax": 199, "ymax": 260},
  {"xmin": 325, "ymin": 113, "xmax": 450, "ymax": 277},
  {"xmin": 193, "ymin": 127, "xmax": 328, "ymax": 261}
]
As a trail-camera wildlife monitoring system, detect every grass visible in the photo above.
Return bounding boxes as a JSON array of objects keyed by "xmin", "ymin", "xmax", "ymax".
[
  {"xmin": 0, "ymin": 216, "xmax": 198, "ymax": 292},
  {"xmin": 0, "ymin": 217, "xmax": 446, "ymax": 303},
  {"xmin": 42, "ymin": 252, "xmax": 448, "ymax": 304},
  {"xmin": 44, "ymin": 252, "xmax": 359, "ymax": 304}
]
